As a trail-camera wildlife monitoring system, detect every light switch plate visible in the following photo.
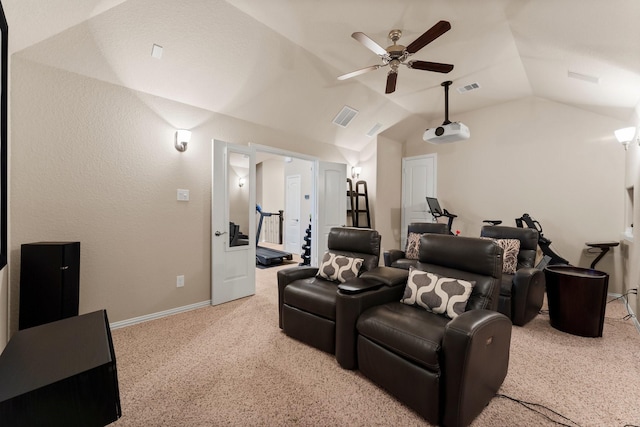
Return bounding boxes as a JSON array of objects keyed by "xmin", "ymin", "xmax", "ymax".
[{"xmin": 177, "ymin": 189, "xmax": 189, "ymax": 201}]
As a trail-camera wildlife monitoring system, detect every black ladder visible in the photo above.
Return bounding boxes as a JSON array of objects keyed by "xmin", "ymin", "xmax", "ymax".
[
  {"xmin": 347, "ymin": 178, "xmax": 357, "ymax": 227},
  {"xmin": 346, "ymin": 178, "xmax": 371, "ymax": 228}
]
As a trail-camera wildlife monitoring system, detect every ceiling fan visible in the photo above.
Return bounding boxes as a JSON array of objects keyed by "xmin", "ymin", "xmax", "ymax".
[{"xmin": 337, "ymin": 20, "xmax": 454, "ymax": 94}]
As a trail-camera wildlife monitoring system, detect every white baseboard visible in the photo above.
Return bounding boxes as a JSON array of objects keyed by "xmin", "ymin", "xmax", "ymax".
[
  {"xmin": 109, "ymin": 300, "xmax": 211, "ymax": 330},
  {"xmin": 608, "ymin": 292, "xmax": 640, "ymax": 334}
]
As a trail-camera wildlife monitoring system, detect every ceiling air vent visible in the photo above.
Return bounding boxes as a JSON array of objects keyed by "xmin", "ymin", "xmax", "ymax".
[
  {"xmin": 332, "ymin": 106, "xmax": 358, "ymax": 128},
  {"xmin": 457, "ymin": 82, "xmax": 481, "ymax": 93},
  {"xmin": 568, "ymin": 71, "xmax": 600, "ymax": 84},
  {"xmin": 151, "ymin": 44, "xmax": 163, "ymax": 59},
  {"xmin": 366, "ymin": 122, "xmax": 383, "ymax": 137}
]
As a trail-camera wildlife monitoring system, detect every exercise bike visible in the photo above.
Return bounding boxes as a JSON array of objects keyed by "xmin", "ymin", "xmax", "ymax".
[
  {"xmin": 483, "ymin": 214, "xmax": 569, "ymax": 267},
  {"xmin": 426, "ymin": 197, "xmax": 458, "ymax": 235},
  {"xmin": 515, "ymin": 214, "xmax": 570, "ymax": 266}
]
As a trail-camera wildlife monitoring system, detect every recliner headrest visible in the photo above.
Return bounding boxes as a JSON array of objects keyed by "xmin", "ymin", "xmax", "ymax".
[
  {"xmin": 419, "ymin": 234, "xmax": 503, "ymax": 278},
  {"xmin": 480, "ymin": 225, "xmax": 538, "ymax": 251},
  {"xmin": 328, "ymin": 227, "xmax": 381, "ymax": 256},
  {"xmin": 407, "ymin": 222, "xmax": 449, "ymax": 235}
]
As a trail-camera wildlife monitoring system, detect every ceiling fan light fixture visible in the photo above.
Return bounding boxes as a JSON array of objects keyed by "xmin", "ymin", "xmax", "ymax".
[{"xmin": 337, "ymin": 21, "xmax": 454, "ymax": 94}]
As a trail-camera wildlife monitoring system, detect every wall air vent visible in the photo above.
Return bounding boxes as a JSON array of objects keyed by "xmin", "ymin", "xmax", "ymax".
[
  {"xmin": 332, "ymin": 106, "xmax": 358, "ymax": 128},
  {"xmin": 366, "ymin": 123, "xmax": 383, "ymax": 137},
  {"xmin": 568, "ymin": 71, "xmax": 600, "ymax": 84},
  {"xmin": 457, "ymin": 82, "xmax": 481, "ymax": 93}
]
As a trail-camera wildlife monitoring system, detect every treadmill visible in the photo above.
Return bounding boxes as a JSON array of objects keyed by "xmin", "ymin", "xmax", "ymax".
[{"xmin": 255, "ymin": 205, "xmax": 293, "ymax": 266}]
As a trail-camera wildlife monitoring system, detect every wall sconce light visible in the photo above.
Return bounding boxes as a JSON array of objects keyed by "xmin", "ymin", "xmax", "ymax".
[
  {"xmin": 351, "ymin": 166, "xmax": 362, "ymax": 180},
  {"xmin": 175, "ymin": 129, "xmax": 192, "ymax": 152},
  {"xmin": 614, "ymin": 127, "xmax": 637, "ymax": 151},
  {"xmin": 238, "ymin": 177, "xmax": 246, "ymax": 188}
]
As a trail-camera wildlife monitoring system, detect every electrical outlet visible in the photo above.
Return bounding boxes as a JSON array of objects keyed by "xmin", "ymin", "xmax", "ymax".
[{"xmin": 176, "ymin": 275, "xmax": 185, "ymax": 288}]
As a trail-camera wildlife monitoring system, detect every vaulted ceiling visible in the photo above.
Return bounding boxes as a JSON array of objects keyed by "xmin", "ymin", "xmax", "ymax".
[{"xmin": 4, "ymin": 0, "xmax": 640, "ymax": 151}]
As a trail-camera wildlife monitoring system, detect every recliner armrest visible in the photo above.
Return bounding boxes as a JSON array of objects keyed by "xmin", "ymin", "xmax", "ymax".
[
  {"xmin": 511, "ymin": 267, "xmax": 545, "ymax": 326},
  {"xmin": 335, "ymin": 284, "xmax": 406, "ymax": 370},
  {"xmin": 512, "ymin": 267, "xmax": 542, "ymax": 288},
  {"xmin": 442, "ymin": 310, "xmax": 512, "ymax": 427},
  {"xmin": 383, "ymin": 249, "xmax": 406, "ymax": 267},
  {"xmin": 360, "ymin": 266, "xmax": 409, "ymax": 286},
  {"xmin": 277, "ymin": 266, "xmax": 319, "ymax": 329},
  {"xmin": 338, "ymin": 277, "xmax": 383, "ymax": 294},
  {"xmin": 277, "ymin": 266, "xmax": 319, "ymax": 286}
]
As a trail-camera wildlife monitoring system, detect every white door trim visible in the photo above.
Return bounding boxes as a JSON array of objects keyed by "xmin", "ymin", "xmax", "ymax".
[
  {"xmin": 211, "ymin": 140, "xmax": 256, "ymax": 305},
  {"xmin": 284, "ymin": 174, "xmax": 302, "ymax": 254},
  {"xmin": 401, "ymin": 154, "xmax": 438, "ymax": 250}
]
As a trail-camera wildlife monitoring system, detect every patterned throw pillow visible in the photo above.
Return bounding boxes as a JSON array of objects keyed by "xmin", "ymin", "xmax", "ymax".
[
  {"xmin": 405, "ymin": 232, "xmax": 421, "ymax": 260},
  {"xmin": 400, "ymin": 267, "xmax": 475, "ymax": 319},
  {"xmin": 493, "ymin": 239, "xmax": 520, "ymax": 274},
  {"xmin": 317, "ymin": 252, "xmax": 364, "ymax": 283}
]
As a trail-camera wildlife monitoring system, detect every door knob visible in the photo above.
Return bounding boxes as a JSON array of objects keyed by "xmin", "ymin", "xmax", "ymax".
[{"xmin": 214, "ymin": 231, "xmax": 227, "ymax": 236}]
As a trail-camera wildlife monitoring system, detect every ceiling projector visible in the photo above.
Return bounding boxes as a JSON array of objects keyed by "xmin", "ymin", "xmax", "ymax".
[
  {"xmin": 423, "ymin": 122, "xmax": 470, "ymax": 144},
  {"xmin": 423, "ymin": 80, "xmax": 470, "ymax": 144}
]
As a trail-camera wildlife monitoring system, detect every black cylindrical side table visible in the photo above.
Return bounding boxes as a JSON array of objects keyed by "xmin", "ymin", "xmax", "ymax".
[{"xmin": 543, "ymin": 265, "xmax": 609, "ymax": 337}]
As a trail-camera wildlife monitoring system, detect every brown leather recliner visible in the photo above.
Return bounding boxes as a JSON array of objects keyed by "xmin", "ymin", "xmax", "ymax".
[
  {"xmin": 384, "ymin": 222, "xmax": 449, "ymax": 270},
  {"xmin": 353, "ymin": 234, "xmax": 511, "ymax": 427},
  {"xmin": 278, "ymin": 227, "xmax": 405, "ymax": 360},
  {"xmin": 480, "ymin": 225, "xmax": 545, "ymax": 326}
]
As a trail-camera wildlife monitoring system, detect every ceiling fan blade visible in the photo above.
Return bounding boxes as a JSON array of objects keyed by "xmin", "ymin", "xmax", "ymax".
[
  {"xmin": 406, "ymin": 20, "xmax": 451, "ymax": 54},
  {"xmin": 385, "ymin": 72, "xmax": 398, "ymax": 94},
  {"xmin": 337, "ymin": 65, "xmax": 382, "ymax": 81},
  {"xmin": 407, "ymin": 60, "xmax": 454, "ymax": 73},
  {"xmin": 352, "ymin": 32, "xmax": 388, "ymax": 57}
]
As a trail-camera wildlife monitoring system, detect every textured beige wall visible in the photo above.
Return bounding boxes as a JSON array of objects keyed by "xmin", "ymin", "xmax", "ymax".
[
  {"xmin": 10, "ymin": 58, "xmax": 213, "ymax": 331},
  {"xmin": 622, "ymin": 108, "xmax": 640, "ymax": 316},
  {"xmin": 259, "ymin": 158, "xmax": 284, "ymax": 214},
  {"xmin": 371, "ymin": 136, "xmax": 403, "ymax": 258},
  {"xmin": 9, "ymin": 58, "xmax": 357, "ymax": 332},
  {"xmin": 356, "ymin": 139, "xmax": 376, "ymax": 230},
  {"xmin": 404, "ymin": 96, "xmax": 627, "ymax": 292}
]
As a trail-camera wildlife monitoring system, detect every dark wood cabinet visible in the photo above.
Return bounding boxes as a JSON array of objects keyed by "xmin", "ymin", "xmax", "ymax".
[
  {"xmin": 544, "ymin": 265, "xmax": 609, "ymax": 337},
  {"xmin": 0, "ymin": 310, "xmax": 121, "ymax": 426},
  {"xmin": 19, "ymin": 242, "xmax": 80, "ymax": 330}
]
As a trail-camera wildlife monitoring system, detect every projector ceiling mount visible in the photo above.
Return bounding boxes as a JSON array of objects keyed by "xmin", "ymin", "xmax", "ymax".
[
  {"xmin": 337, "ymin": 21, "xmax": 454, "ymax": 94},
  {"xmin": 423, "ymin": 80, "xmax": 470, "ymax": 144},
  {"xmin": 440, "ymin": 80, "xmax": 453, "ymax": 125}
]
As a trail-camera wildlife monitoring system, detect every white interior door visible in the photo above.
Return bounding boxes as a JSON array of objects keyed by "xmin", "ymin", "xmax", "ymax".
[
  {"xmin": 314, "ymin": 161, "xmax": 347, "ymax": 267},
  {"xmin": 212, "ymin": 139, "xmax": 256, "ymax": 305},
  {"xmin": 284, "ymin": 174, "xmax": 301, "ymax": 254},
  {"xmin": 401, "ymin": 154, "xmax": 437, "ymax": 249}
]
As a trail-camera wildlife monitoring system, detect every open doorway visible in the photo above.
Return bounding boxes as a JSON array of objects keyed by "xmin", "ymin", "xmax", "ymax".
[
  {"xmin": 254, "ymin": 151, "xmax": 314, "ymax": 269},
  {"xmin": 213, "ymin": 141, "xmax": 347, "ymax": 305}
]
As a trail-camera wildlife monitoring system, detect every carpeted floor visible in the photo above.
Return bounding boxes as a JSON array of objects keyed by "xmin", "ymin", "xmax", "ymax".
[{"xmin": 110, "ymin": 263, "xmax": 640, "ymax": 426}]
